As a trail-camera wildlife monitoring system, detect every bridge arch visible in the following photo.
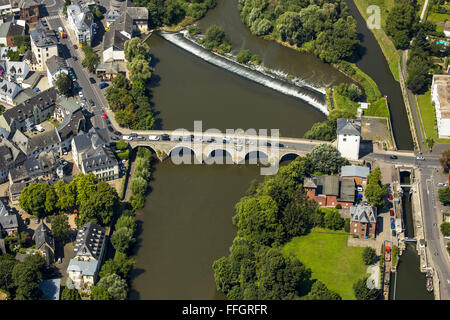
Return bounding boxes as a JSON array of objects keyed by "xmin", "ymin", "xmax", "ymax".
[
  {"xmin": 238, "ymin": 150, "xmax": 269, "ymax": 165},
  {"xmin": 279, "ymin": 152, "xmax": 302, "ymax": 163},
  {"xmin": 169, "ymin": 145, "xmax": 200, "ymax": 164},
  {"xmin": 204, "ymin": 149, "xmax": 234, "ymax": 165}
]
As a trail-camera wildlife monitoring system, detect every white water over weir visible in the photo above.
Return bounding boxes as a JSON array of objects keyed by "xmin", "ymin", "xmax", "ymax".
[{"xmin": 159, "ymin": 31, "xmax": 329, "ymax": 116}]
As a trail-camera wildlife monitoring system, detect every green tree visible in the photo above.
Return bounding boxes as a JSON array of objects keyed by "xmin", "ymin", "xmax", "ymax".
[
  {"xmin": 128, "ymin": 57, "xmax": 152, "ymax": 83},
  {"xmin": 90, "ymin": 285, "xmax": 112, "ymax": 300},
  {"xmin": 440, "ymin": 148, "xmax": 450, "ymax": 172},
  {"xmin": 12, "ymin": 263, "xmax": 42, "ymax": 300},
  {"xmin": 50, "ymin": 214, "xmax": 70, "ymax": 243},
  {"xmin": 55, "ymin": 72, "xmax": 73, "ymax": 96},
  {"xmin": 6, "ymin": 50, "xmax": 20, "ymax": 61},
  {"xmin": 440, "ymin": 222, "xmax": 450, "ymax": 237},
  {"xmin": 0, "ymin": 254, "xmax": 18, "ymax": 294},
  {"xmin": 362, "ymin": 247, "xmax": 377, "ymax": 265},
  {"xmin": 19, "ymin": 183, "xmax": 49, "ymax": 218},
  {"xmin": 124, "ymin": 37, "xmax": 150, "ymax": 62},
  {"xmin": 44, "ymin": 185, "xmax": 57, "ymax": 214},
  {"xmin": 61, "ymin": 287, "xmax": 81, "ymax": 300},
  {"xmin": 385, "ymin": 3, "xmax": 417, "ymax": 49},
  {"xmin": 115, "ymin": 215, "xmax": 136, "ymax": 234},
  {"xmin": 200, "ymin": 25, "xmax": 231, "ymax": 53},
  {"xmin": 82, "ymin": 45, "xmax": 100, "ymax": 72},
  {"xmin": 306, "ymin": 144, "xmax": 348, "ymax": 174},
  {"xmin": 323, "ymin": 209, "xmax": 344, "ymax": 230},
  {"xmin": 130, "ymin": 176, "xmax": 147, "ymax": 196},
  {"xmin": 13, "ymin": 36, "xmax": 30, "ymax": 54},
  {"xmin": 55, "ymin": 180, "xmax": 77, "ymax": 211},
  {"xmin": 353, "ymin": 277, "xmax": 381, "ymax": 300},
  {"xmin": 110, "ymin": 227, "xmax": 135, "ymax": 253},
  {"xmin": 365, "ymin": 168, "xmax": 387, "ymax": 208},
  {"xmin": 236, "ymin": 50, "xmax": 253, "ymax": 64},
  {"xmin": 438, "ymin": 187, "xmax": 450, "ymax": 205},
  {"xmin": 306, "ymin": 280, "xmax": 342, "ymax": 300},
  {"xmin": 97, "ymin": 273, "xmax": 128, "ymax": 300}
]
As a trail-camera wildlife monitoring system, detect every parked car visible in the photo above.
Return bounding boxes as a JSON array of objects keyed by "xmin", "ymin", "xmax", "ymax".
[
  {"xmin": 356, "ymin": 186, "xmax": 363, "ymax": 192},
  {"xmin": 390, "ymin": 209, "xmax": 394, "ymax": 216},
  {"xmin": 388, "ymin": 194, "xmax": 393, "ymax": 200},
  {"xmin": 106, "ymin": 119, "xmax": 111, "ymax": 124},
  {"xmin": 72, "ymin": 56, "xmax": 78, "ymax": 61},
  {"xmin": 148, "ymin": 135, "xmax": 160, "ymax": 141},
  {"xmin": 137, "ymin": 136, "xmax": 146, "ymax": 140},
  {"xmin": 73, "ymin": 44, "xmax": 78, "ymax": 49},
  {"xmin": 62, "ymin": 148, "xmax": 68, "ymax": 155},
  {"xmin": 111, "ymin": 136, "xmax": 119, "ymax": 141},
  {"xmin": 122, "ymin": 136, "xmax": 132, "ymax": 141},
  {"xmin": 89, "ymin": 77, "xmax": 96, "ymax": 84},
  {"xmin": 160, "ymin": 134, "xmax": 170, "ymax": 141},
  {"xmin": 390, "ymin": 155, "xmax": 398, "ymax": 159},
  {"xmin": 89, "ymin": 99, "xmax": 95, "ymax": 106},
  {"xmin": 130, "ymin": 133, "xmax": 138, "ymax": 138},
  {"xmin": 98, "ymin": 82, "xmax": 108, "ymax": 89},
  {"xmin": 114, "ymin": 131, "xmax": 122, "ymax": 136},
  {"xmin": 416, "ymin": 156, "xmax": 425, "ymax": 161},
  {"xmin": 102, "ymin": 113, "xmax": 108, "ymax": 119},
  {"xmin": 78, "ymin": 91, "xmax": 83, "ymax": 97},
  {"xmin": 390, "ymin": 217, "xmax": 395, "ymax": 229},
  {"xmin": 273, "ymin": 142, "xmax": 284, "ymax": 147},
  {"xmin": 437, "ymin": 183, "xmax": 448, "ymax": 187},
  {"xmin": 24, "ymin": 218, "xmax": 30, "ymax": 225},
  {"xmin": 392, "ymin": 230, "xmax": 396, "ymax": 237},
  {"xmin": 107, "ymin": 126, "xmax": 114, "ymax": 132},
  {"xmin": 35, "ymin": 218, "xmax": 40, "ymax": 224}
]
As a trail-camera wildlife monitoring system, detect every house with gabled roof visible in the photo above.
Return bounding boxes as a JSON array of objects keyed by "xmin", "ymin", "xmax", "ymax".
[
  {"xmin": 67, "ymin": 222, "xmax": 106, "ymax": 289},
  {"xmin": 67, "ymin": 2, "xmax": 96, "ymax": 45},
  {"xmin": 304, "ymin": 175, "xmax": 355, "ymax": 207},
  {"xmin": 350, "ymin": 205, "xmax": 377, "ymax": 238},
  {"xmin": 33, "ymin": 222, "xmax": 55, "ymax": 265},
  {"xmin": 0, "ymin": 77, "xmax": 21, "ymax": 105},
  {"xmin": 336, "ymin": 118, "xmax": 361, "ymax": 160},
  {"xmin": 341, "ymin": 165, "xmax": 370, "ymax": 185}
]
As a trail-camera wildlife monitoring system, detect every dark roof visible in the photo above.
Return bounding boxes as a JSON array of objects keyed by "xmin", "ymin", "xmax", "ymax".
[
  {"xmin": 9, "ymin": 151, "xmax": 57, "ymax": 182},
  {"xmin": 12, "ymin": 129, "xmax": 60, "ymax": 156},
  {"xmin": 306, "ymin": 175, "xmax": 355, "ymax": 203},
  {"xmin": 337, "ymin": 119, "xmax": 361, "ymax": 136},
  {"xmin": 34, "ymin": 222, "xmax": 55, "ymax": 251},
  {"xmin": 72, "ymin": 222, "xmax": 106, "ymax": 260},
  {"xmin": 126, "ymin": 7, "xmax": 148, "ymax": 20},
  {"xmin": 57, "ymin": 109, "xmax": 85, "ymax": 142},
  {"xmin": 0, "ymin": 140, "xmax": 26, "ymax": 171},
  {"xmin": 30, "ymin": 20, "xmax": 58, "ymax": 48},
  {"xmin": 46, "ymin": 56, "xmax": 67, "ymax": 75},
  {"xmin": 6, "ymin": 23, "xmax": 24, "ymax": 38},
  {"xmin": 2, "ymin": 87, "xmax": 57, "ymax": 126},
  {"xmin": 0, "ymin": 213, "xmax": 18, "ymax": 230}
]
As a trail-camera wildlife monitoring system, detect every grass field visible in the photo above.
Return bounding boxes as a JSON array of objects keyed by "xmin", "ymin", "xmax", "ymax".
[
  {"xmin": 364, "ymin": 97, "xmax": 391, "ymax": 118},
  {"xmin": 282, "ymin": 233, "xmax": 367, "ymax": 300},
  {"xmin": 333, "ymin": 90, "xmax": 360, "ymax": 116},
  {"xmin": 353, "ymin": 0, "xmax": 401, "ymax": 81},
  {"xmin": 416, "ymin": 90, "xmax": 450, "ymax": 144}
]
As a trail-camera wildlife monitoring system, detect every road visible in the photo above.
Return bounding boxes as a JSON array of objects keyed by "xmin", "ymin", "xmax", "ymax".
[
  {"xmin": 420, "ymin": 0, "xmax": 429, "ymax": 22},
  {"xmin": 419, "ymin": 167, "xmax": 450, "ymax": 299}
]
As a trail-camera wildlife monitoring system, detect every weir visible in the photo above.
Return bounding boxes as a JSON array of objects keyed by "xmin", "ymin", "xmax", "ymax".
[{"xmin": 159, "ymin": 31, "xmax": 329, "ymax": 115}]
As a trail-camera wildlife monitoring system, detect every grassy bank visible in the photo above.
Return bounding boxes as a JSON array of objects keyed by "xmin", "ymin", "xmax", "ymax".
[
  {"xmin": 352, "ymin": 0, "xmax": 401, "ymax": 81},
  {"xmin": 282, "ymin": 233, "xmax": 367, "ymax": 300},
  {"xmin": 416, "ymin": 90, "xmax": 450, "ymax": 144},
  {"xmin": 364, "ymin": 97, "xmax": 390, "ymax": 118}
]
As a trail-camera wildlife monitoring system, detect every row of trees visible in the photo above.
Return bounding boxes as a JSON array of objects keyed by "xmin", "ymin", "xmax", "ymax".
[
  {"xmin": 105, "ymin": 38, "xmax": 156, "ymax": 130},
  {"xmin": 236, "ymin": 49, "xmax": 261, "ymax": 65},
  {"xmin": 81, "ymin": 44, "xmax": 100, "ymax": 72},
  {"xmin": 213, "ymin": 145, "xmax": 350, "ymax": 299},
  {"xmin": 130, "ymin": 147, "xmax": 153, "ymax": 210},
  {"xmin": 0, "ymin": 253, "xmax": 46, "ymax": 300},
  {"xmin": 303, "ymin": 109, "xmax": 355, "ymax": 142},
  {"xmin": 238, "ymin": 0, "xmax": 360, "ymax": 64},
  {"xmin": 385, "ymin": 0, "xmax": 419, "ymax": 49},
  {"xmin": 133, "ymin": 0, "xmax": 217, "ymax": 28},
  {"xmin": 18, "ymin": 173, "xmax": 120, "ymax": 227},
  {"xmin": 364, "ymin": 168, "xmax": 387, "ymax": 208}
]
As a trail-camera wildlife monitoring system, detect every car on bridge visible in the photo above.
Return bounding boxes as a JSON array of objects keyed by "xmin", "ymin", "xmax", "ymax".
[
  {"xmin": 149, "ymin": 135, "xmax": 160, "ymax": 141},
  {"xmin": 114, "ymin": 131, "xmax": 122, "ymax": 136},
  {"xmin": 130, "ymin": 133, "xmax": 138, "ymax": 138},
  {"xmin": 390, "ymin": 155, "xmax": 398, "ymax": 159},
  {"xmin": 160, "ymin": 134, "xmax": 170, "ymax": 141},
  {"xmin": 416, "ymin": 156, "xmax": 425, "ymax": 161},
  {"xmin": 122, "ymin": 136, "xmax": 132, "ymax": 141}
]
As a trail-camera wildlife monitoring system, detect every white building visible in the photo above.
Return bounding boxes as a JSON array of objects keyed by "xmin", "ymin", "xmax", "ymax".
[
  {"xmin": 66, "ymin": 222, "xmax": 106, "ymax": 289},
  {"xmin": 0, "ymin": 60, "xmax": 29, "ymax": 83},
  {"xmin": 431, "ymin": 74, "xmax": 450, "ymax": 139},
  {"xmin": 66, "ymin": 3, "xmax": 95, "ymax": 44},
  {"xmin": 0, "ymin": 77, "xmax": 21, "ymax": 104},
  {"xmin": 30, "ymin": 20, "xmax": 58, "ymax": 71},
  {"xmin": 444, "ymin": 21, "xmax": 450, "ymax": 38},
  {"xmin": 336, "ymin": 118, "xmax": 361, "ymax": 160}
]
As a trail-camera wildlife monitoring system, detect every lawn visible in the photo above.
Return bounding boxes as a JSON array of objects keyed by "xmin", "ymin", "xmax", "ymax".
[
  {"xmin": 282, "ymin": 232, "xmax": 367, "ymax": 300},
  {"xmin": 365, "ymin": 97, "xmax": 391, "ymax": 118},
  {"xmin": 416, "ymin": 90, "xmax": 450, "ymax": 144},
  {"xmin": 333, "ymin": 90, "xmax": 360, "ymax": 116}
]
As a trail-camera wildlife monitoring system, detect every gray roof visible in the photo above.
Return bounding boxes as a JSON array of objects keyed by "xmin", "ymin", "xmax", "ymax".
[
  {"xmin": 72, "ymin": 222, "xmax": 106, "ymax": 260},
  {"xmin": 7, "ymin": 23, "xmax": 24, "ymax": 38},
  {"xmin": 0, "ymin": 199, "xmax": 6, "ymax": 217},
  {"xmin": 39, "ymin": 278, "xmax": 61, "ymax": 300},
  {"xmin": 2, "ymin": 87, "xmax": 57, "ymax": 126},
  {"xmin": 9, "ymin": 151, "xmax": 57, "ymax": 182},
  {"xmin": 34, "ymin": 222, "xmax": 55, "ymax": 251},
  {"xmin": 126, "ymin": 7, "xmax": 148, "ymax": 20},
  {"xmin": 0, "ymin": 139, "xmax": 26, "ymax": 172},
  {"xmin": 9, "ymin": 180, "xmax": 29, "ymax": 195},
  {"xmin": 341, "ymin": 165, "xmax": 370, "ymax": 178},
  {"xmin": 0, "ymin": 213, "xmax": 18, "ymax": 230},
  {"xmin": 0, "ymin": 77, "xmax": 21, "ymax": 99},
  {"xmin": 306, "ymin": 175, "xmax": 355, "ymax": 202},
  {"xmin": 337, "ymin": 119, "xmax": 361, "ymax": 136},
  {"xmin": 350, "ymin": 205, "xmax": 377, "ymax": 223},
  {"xmin": 46, "ymin": 56, "xmax": 67, "ymax": 75},
  {"xmin": 30, "ymin": 20, "xmax": 58, "ymax": 48},
  {"xmin": 0, "ymin": 46, "xmax": 17, "ymax": 60},
  {"xmin": 57, "ymin": 109, "xmax": 85, "ymax": 142},
  {"xmin": 67, "ymin": 258, "xmax": 98, "ymax": 276},
  {"xmin": 12, "ymin": 129, "xmax": 60, "ymax": 156}
]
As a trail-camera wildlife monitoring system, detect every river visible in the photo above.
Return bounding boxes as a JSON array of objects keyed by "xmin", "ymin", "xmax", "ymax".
[{"xmin": 130, "ymin": 0, "xmax": 416, "ymax": 299}]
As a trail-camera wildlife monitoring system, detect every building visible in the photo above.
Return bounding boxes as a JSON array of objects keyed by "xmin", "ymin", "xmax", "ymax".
[
  {"xmin": 67, "ymin": 2, "xmax": 95, "ymax": 45},
  {"xmin": 11, "ymin": 128, "xmax": 61, "ymax": 158},
  {"xmin": 0, "ymin": 87, "xmax": 57, "ymax": 134},
  {"xmin": 304, "ymin": 175, "xmax": 355, "ymax": 207},
  {"xmin": 103, "ymin": 5, "xmax": 148, "ymax": 62},
  {"xmin": 336, "ymin": 118, "xmax": 361, "ymax": 160},
  {"xmin": 0, "ymin": 77, "xmax": 21, "ymax": 105},
  {"xmin": 95, "ymin": 61, "xmax": 119, "ymax": 81},
  {"xmin": 0, "ymin": 46, "xmax": 17, "ymax": 61},
  {"xmin": 0, "ymin": 214, "xmax": 18, "ymax": 236},
  {"xmin": 0, "ymin": 0, "xmax": 12, "ymax": 15},
  {"xmin": 350, "ymin": 205, "xmax": 377, "ymax": 238},
  {"xmin": 46, "ymin": 55, "xmax": 69, "ymax": 87},
  {"xmin": 56, "ymin": 102, "xmax": 86, "ymax": 150},
  {"xmin": 11, "ymin": 0, "xmax": 40, "ymax": 25},
  {"xmin": 33, "ymin": 222, "xmax": 55, "ymax": 265},
  {"xmin": 0, "ymin": 60, "xmax": 29, "ymax": 83},
  {"xmin": 340, "ymin": 165, "xmax": 370, "ymax": 185},
  {"xmin": 431, "ymin": 74, "xmax": 450, "ymax": 139},
  {"xmin": 30, "ymin": 20, "xmax": 58, "ymax": 71},
  {"xmin": 0, "ymin": 139, "xmax": 26, "ymax": 182},
  {"xmin": 67, "ymin": 222, "xmax": 106, "ymax": 289},
  {"xmin": 0, "ymin": 17, "xmax": 25, "ymax": 47},
  {"xmin": 445, "ymin": 21, "xmax": 450, "ymax": 38},
  {"xmin": 71, "ymin": 129, "xmax": 119, "ymax": 181}
]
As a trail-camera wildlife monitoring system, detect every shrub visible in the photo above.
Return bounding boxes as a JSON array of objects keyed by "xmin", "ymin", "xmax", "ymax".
[{"xmin": 362, "ymin": 247, "xmax": 377, "ymax": 265}]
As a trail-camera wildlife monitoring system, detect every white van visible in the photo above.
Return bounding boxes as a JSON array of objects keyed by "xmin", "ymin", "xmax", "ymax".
[
  {"xmin": 122, "ymin": 136, "xmax": 132, "ymax": 141},
  {"xmin": 148, "ymin": 135, "xmax": 160, "ymax": 141}
]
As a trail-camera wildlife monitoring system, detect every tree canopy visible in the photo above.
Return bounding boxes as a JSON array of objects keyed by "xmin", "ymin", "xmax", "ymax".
[{"xmin": 55, "ymin": 72, "xmax": 73, "ymax": 96}]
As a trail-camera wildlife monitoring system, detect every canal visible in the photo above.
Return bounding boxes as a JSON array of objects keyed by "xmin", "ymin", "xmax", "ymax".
[{"xmin": 130, "ymin": 0, "xmax": 416, "ymax": 299}]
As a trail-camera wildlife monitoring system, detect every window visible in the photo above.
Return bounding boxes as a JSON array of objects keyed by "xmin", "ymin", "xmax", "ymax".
[{"xmin": 343, "ymin": 138, "xmax": 346, "ymax": 142}]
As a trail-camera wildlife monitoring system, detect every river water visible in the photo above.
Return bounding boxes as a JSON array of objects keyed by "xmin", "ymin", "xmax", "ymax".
[{"xmin": 130, "ymin": 0, "xmax": 417, "ymax": 299}]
